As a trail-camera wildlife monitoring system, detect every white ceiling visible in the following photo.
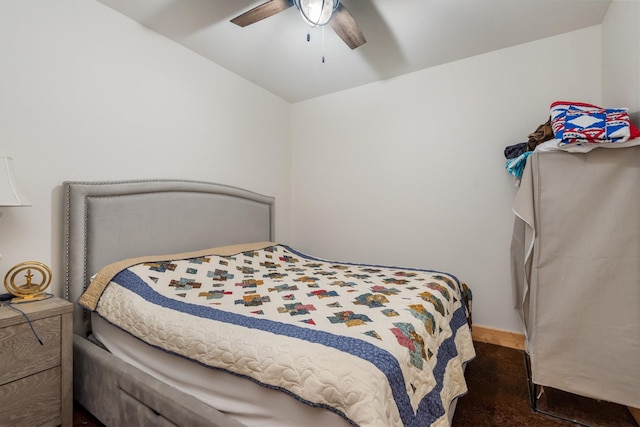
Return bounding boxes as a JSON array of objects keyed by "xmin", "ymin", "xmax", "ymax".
[{"xmin": 97, "ymin": 0, "xmax": 612, "ymax": 102}]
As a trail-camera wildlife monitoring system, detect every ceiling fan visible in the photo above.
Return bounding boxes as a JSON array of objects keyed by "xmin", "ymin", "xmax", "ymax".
[{"xmin": 231, "ymin": 0, "xmax": 366, "ymax": 50}]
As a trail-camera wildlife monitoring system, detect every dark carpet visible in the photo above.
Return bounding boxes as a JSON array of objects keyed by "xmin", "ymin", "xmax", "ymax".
[
  {"xmin": 453, "ymin": 342, "xmax": 637, "ymax": 427},
  {"xmin": 73, "ymin": 341, "xmax": 638, "ymax": 426}
]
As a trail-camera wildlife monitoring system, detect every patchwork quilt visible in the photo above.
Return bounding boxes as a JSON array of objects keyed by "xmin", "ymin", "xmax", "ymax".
[{"xmin": 79, "ymin": 242, "xmax": 475, "ymax": 427}]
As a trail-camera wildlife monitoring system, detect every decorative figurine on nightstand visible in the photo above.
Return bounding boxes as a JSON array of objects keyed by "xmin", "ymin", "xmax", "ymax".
[{"xmin": 4, "ymin": 261, "xmax": 52, "ymax": 303}]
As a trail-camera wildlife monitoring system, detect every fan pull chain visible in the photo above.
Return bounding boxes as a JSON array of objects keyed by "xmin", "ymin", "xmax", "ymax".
[
  {"xmin": 304, "ymin": 26, "xmax": 327, "ymax": 63},
  {"xmin": 322, "ymin": 26, "xmax": 326, "ymax": 63}
]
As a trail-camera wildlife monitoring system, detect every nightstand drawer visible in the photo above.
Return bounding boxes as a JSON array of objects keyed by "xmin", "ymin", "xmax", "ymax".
[
  {"xmin": 0, "ymin": 297, "xmax": 72, "ymax": 426},
  {"xmin": 0, "ymin": 315, "xmax": 61, "ymax": 385},
  {"xmin": 0, "ymin": 366, "xmax": 62, "ymax": 427}
]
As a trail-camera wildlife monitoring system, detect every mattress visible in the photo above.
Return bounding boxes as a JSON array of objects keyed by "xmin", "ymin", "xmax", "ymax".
[
  {"xmin": 81, "ymin": 242, "xmax": 475, "ymax": 426},
  {"xmin": 92, "ymin": 313, "xmax": 350, "ymax": 427}
]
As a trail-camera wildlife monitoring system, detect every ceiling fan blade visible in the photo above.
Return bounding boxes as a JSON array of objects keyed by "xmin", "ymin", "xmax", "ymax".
[
  {"xmin": 330, "ymin": 3, "xmax": 366, "ymax": 50},
  {"xmin": 231, "ymin": 0, "xmax": 293, "ymax": 27}
]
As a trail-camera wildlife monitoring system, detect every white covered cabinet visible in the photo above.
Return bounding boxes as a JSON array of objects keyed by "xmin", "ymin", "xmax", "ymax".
[{"xmin": 510, "ymin": 146, "xmax": 640, "ymax": 409}]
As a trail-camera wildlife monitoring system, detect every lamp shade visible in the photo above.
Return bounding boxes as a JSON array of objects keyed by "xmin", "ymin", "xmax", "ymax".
[
  {"xmin": 0, "ymin": 156, "xmax": 31, "ymax": 206},
  {"xmin": 294, "ymin": 0, "xmax": 339, "ymax": 26}
]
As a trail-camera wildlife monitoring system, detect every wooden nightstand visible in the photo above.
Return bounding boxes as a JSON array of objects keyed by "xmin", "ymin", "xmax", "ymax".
[{"xmin": 0, "ymin": 296, "xmax": 73, "ymax": 427}]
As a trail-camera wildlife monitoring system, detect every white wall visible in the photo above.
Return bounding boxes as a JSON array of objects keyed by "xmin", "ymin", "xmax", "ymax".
[
  {"xmin": 0, "ymin": 0, "xmax": 292, "ymax": 296},
  {"xmin": 290, "ymin": 27, "xmax": 603, "ymax": 333},
  {"xmin": 602, "ymin": 0, "xmax": 640, "ymax": 114},
  {"xmin": 1, "ymin": 1, "xmax": 627, "ymax": 335}
]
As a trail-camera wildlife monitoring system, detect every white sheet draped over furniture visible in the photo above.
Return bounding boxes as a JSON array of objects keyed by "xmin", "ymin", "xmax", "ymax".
[{"xmin": 511, "ymin": 147, "xmax": 640, "ymax": 409}]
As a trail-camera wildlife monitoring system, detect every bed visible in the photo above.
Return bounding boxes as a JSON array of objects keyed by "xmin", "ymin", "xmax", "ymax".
[{"xmin": 63, "ymin": 179, "xmax": 475, "ymax": 427}]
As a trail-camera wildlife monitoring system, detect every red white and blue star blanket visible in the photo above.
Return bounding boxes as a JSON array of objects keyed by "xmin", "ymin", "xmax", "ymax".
[
  {"xmin": 79, "ymin": 242, "xmax": 475, "ymax": 427},
  {"xmin": 551, "ymin": 101, "xmax": 640, "ymax": 145}
]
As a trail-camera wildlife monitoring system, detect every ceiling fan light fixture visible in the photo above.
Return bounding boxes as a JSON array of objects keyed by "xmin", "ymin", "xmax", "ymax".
[{"xmin": 294, "ymin": 0, "xmax": 339, "ymax": 27}]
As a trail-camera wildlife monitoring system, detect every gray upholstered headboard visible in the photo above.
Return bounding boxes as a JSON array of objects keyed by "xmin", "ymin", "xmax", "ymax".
[{"xmin": 62, "ymin": 180, "xmax": 275, "ymax": 335}]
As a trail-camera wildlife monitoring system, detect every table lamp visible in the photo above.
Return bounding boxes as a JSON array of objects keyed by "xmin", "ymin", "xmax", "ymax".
[
  {"xmin": 0, "ymin": 156, "xmax": 30, "ymax": 208},
  {"xmin": 1, "ymin": 155, "xmax": 34, "ymax": 302}
]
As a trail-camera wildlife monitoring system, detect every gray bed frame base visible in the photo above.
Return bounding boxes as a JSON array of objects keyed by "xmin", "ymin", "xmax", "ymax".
[{"xmin": 63, "ymin": 180, "xmax": 275, "ymax": 427}]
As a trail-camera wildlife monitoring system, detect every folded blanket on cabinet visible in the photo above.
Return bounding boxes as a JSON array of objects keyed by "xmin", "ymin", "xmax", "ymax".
[{"xmin": 551, "ymin": 101, "xmax": 640, "ymax": 145}]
